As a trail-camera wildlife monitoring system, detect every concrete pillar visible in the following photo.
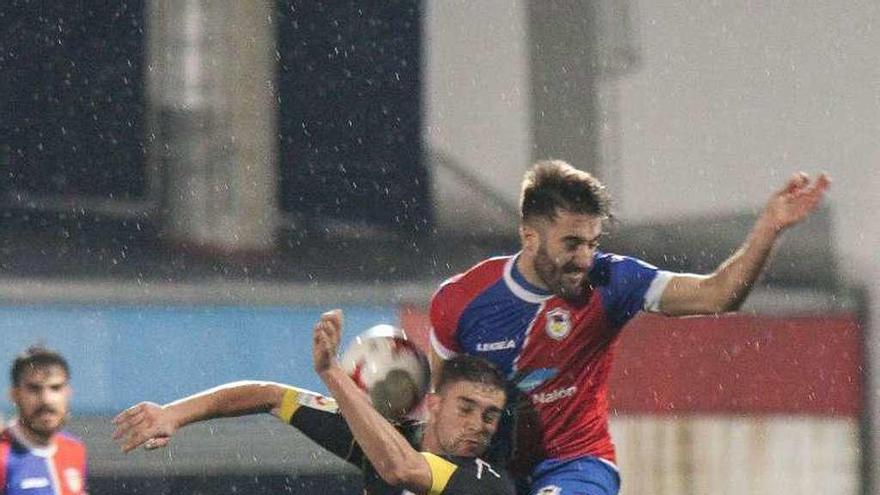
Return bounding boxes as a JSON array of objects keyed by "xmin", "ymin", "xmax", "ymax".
[
  {"xmin": 147, "ymin": 0, "xmax": 277, "ymax": 254},
  {"xmin": 526, "ymin": 1, "xmax": 601, "ymax": 173}
]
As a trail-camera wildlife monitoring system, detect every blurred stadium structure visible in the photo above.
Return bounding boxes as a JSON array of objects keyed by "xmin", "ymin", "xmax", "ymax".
[{"xmin": 1, "ymin": 1, "xmax": 877, "ymax": 494}]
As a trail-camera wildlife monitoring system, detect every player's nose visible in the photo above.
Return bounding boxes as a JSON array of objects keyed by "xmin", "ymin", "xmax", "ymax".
[
  {"xmin": 572, "ymin": 246, "xmax": 594, "ymax": 269},
  {"xmin": 463, "ymin": 414, "xmax": 482, "ymax": 432}
]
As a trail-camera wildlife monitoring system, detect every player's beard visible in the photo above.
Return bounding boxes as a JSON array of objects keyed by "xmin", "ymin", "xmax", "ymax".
[
  {"xmin": 533, "ymin": 243, "xmax": 590, "ymax": 303},
  {"xmin": 20, "ymin": 405, "xmax": 67, "ymax": 442}
]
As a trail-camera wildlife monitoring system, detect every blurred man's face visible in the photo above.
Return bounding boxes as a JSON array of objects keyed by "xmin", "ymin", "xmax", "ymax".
[
  {"xmin": 10, "ymin": 365, "xmax": 71, "ymax": 443},
  {"xmin": 530, "ymin": 210, "xmax": 603, "ymax": 301},
  {"xmin": 427, "ymin": 380, "xmax": 505, "ymax": 458}
]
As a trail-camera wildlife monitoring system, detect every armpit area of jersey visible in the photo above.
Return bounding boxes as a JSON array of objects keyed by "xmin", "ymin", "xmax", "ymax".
[
  {"xmin": 288, "ymin": 405, "xmax": 357, "ymax": 461},
  {"xmin": 288, "ymin": 403, "xmax": 425, "ymax": 465}
]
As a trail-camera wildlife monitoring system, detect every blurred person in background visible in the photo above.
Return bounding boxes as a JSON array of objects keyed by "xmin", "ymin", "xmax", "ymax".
[
  {"xmin": 114, "ymin": 310, "xmax": 515, "ymax": 495},
  {"xmin": 1, "ymin": 346, "xmax": 87, "ymax": 495},
  {"xmin": 429, "ymin": 159, "xmax": 830, "ymax": 495}
]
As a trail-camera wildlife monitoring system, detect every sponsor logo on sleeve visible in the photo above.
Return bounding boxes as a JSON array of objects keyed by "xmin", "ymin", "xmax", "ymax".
[{"xmin": 299, "ymin": 392, "xmax": 339, "ymax": 413}]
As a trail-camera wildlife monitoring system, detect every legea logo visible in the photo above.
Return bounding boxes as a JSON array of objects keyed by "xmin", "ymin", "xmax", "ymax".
[{"xmin": 476, "ymin": 339, "xmax": 516, "ymax": 352}]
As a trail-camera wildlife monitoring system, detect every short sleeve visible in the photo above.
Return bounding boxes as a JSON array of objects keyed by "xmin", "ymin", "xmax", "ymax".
[
  {"xmin": 422, "ymin": 452, "xmax": 459, "ymax": 494},
  {"xmin": 429, "ymin": 278, "xmax": 465, "ymax": 359},
  {"xmin": 282, "ymin": 388, "xmax": 360, "ymax": 464},
  {"xmin": 593, "ymin": 254, "xmax": 668, "ymax": 329}
]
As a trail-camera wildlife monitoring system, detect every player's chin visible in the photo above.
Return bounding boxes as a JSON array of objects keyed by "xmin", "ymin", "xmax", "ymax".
[
  {"xmin": 28, "ymin": 419, "xmax": 63, "ymax": 436},
  {"xmin": 456, "ymin": 440, "xmax": 487, "ymax": 457},
  {"xmin": 557, "ymin": 283, "xmax": 585, "ymax": 300}
]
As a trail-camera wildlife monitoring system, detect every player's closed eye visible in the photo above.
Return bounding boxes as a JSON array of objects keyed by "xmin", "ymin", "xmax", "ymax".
[
  {"xmin": 564, "ymin": 239, "xmax": 580, "ymax": 251},
  {"xmin": 482, "ymin": 411, "xmax": 501, "ymax": 424},
  {"xmin": 564, "ymin": 238, "xmax": 599, "ymax": 252}
]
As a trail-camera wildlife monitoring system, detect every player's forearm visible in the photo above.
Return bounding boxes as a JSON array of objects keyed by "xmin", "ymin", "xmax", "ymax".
[
  {"xmin": 164, "ymin": 381, "xmax": 284, "ymax": 429},
  {"xmin": 318, "ymin": 365, "xmax": 430, "ymax": 491},
  {"xmin": 695, "ymin": 171, "xmax": 830, "ymax": 314},
  {"xmin": 700, "ymin": 214, "xmax": 780, "ymax": 312}
]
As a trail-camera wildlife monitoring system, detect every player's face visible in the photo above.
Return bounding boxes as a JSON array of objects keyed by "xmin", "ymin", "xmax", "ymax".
[
  {"xmin": 10, "ymin": 366, "xmax": 71, "ymax": 443},
  {"xmin": 531, "ymin": 210, "xmax": 603, "ymax": 301},
  {"xmin": 429, "ymin": 380, "xmax": 505, "ymax": 458}
]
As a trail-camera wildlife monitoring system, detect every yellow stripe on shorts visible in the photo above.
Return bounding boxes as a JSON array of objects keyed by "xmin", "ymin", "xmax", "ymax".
[
  {"xmin": 279, "ymin": 388, "xmax": 301, "ymax": 423},
  {"xmin": 421, "ymin": 452, "xmax": 458, "ymax": 495}
]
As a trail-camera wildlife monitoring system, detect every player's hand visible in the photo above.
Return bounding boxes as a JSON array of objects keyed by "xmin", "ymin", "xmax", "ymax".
[
  {"xmin": 112, "ymin": 401, "xmax": 178, "ymax": 453},
  {"xmin": 761, "ymin": 172, "xmax": 831, "ymax": 231},
  {"xmin": 313, "ymin": 309, "xmax": 343, "ymax": 374}
]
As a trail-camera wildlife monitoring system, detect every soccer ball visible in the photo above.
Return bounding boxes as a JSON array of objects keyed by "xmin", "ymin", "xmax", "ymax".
[{"xmin": 340, "ymin": 324, "xmax": 430, "ymax": 420}]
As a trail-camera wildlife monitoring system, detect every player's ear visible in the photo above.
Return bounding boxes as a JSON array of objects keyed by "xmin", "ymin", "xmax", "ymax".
[
  {"xmin": 425, "ymin": 392, "xmax": 441, "ymax": 416},
  {"xmin": 520, "ymin": 222, "xmax": 539, "ymax": 254}
]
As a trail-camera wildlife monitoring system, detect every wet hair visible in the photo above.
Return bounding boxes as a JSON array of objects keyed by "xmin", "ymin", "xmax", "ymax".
[
  {"xmin": 10, "ymin": 346, "xmax": 70, "ymax": 386},
  {"xmin": 437, "ymin": 355, "xmax": 506, "ymax": 395},
  {"xmin": 520, "ymin": 159, "xmax": 612, "ymax": 223}
]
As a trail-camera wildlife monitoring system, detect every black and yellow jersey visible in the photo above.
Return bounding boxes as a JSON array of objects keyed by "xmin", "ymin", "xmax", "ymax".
[
  {"xmin": 416, "ymin": 453, "xmax": 514, "ymax": 495},
  {"xmin": 279, "ymin": 389, "xmax": 514, "ymax": 495}
]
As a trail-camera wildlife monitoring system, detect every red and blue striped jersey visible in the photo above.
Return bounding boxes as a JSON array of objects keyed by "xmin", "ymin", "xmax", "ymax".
[
  {"xmin": 430, "ymin": 252, "xmax": 671, "ymax": 468},
  {"xmin": 0, "ymin": 423, "xmax": 87, "ymax": 495}
]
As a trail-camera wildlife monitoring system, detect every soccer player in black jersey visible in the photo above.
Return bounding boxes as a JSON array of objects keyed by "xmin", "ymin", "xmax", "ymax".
[{"xmin": 113, "ymin": 310, "xmax": 514, "ymax": 495}]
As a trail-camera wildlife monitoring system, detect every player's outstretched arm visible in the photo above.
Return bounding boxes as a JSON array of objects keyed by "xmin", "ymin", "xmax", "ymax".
[
  {"xmin": 112, "ymin": 381, "xmax": 293, "ymax": 453},
  {"xmin": 659, "ymin": 172, "xmax": 831, "ymax": 316},
  {"xmin": 314, "ymin": 310, "xmax": 433, "ymax": 493}
]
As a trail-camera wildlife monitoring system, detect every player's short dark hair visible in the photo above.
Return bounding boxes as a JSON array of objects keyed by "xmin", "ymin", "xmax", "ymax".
[
  {"xmin": 437, "ymin": 355, "xmax": 506, "ymax": 395},
  {"xmin": 520, "ymin": 159, "xmax": 612, "ymax": 223},
  {"xmin": 10, "ymin": 346, "xmax": 70, "ymax": 386}
]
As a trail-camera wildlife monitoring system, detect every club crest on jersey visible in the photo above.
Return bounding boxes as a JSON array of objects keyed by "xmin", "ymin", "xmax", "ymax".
[{"xmin": 545, "ymin": 308, "xmax": 571, "ymax": 340}]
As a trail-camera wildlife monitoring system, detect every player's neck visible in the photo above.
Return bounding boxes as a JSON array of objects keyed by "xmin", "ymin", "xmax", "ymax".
[
  {"xmin": 420, "ymin": 424, "xmax": 441, "ymax": 454},
  {"xmin": 16, "ymin": 422, "xmax": 54, "ymax": 447},
  {"xmin": 515, "ymin": 254, "xmax": 549, "ymax": 291}
]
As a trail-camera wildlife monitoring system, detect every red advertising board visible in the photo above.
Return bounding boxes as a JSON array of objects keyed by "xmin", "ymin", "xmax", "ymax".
[{"xmin": 400, "ymin": 306, "xmax": 861, "ymax": 417}]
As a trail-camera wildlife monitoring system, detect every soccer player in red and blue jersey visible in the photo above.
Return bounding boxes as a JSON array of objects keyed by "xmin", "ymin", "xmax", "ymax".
[
  {"xmin": 429, "ymin": 160, "xmax": 830, "ymax": 495},
  {"xmin": 1, "ymin": 347, "xmax": 87, "ymax": 495}
]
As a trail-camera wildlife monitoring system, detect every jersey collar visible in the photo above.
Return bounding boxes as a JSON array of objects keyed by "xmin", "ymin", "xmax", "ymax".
[
  {"xmin": 8, "ymin": 420, "xmax": 58, "ymax": 457},
  {"xmin": 504, "ymin": 254, "xmax": 553, "ymax": 304}
]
